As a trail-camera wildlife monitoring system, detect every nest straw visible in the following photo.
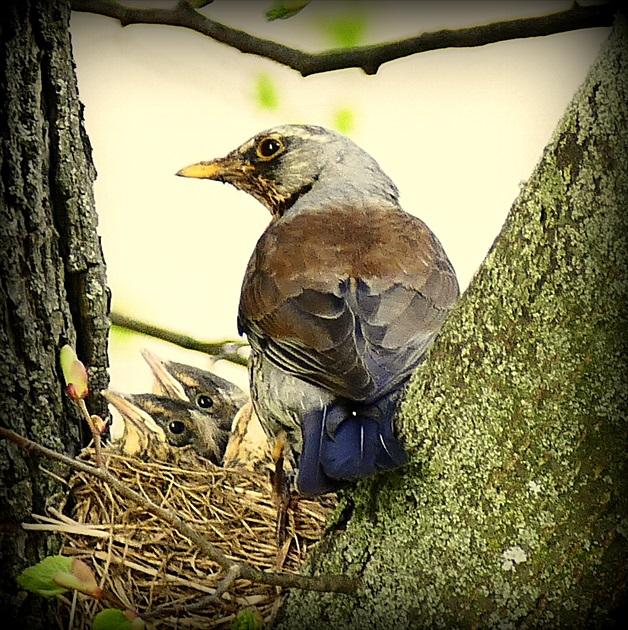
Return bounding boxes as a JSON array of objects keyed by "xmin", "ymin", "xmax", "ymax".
[{"xmin": 34, "ymin": 445, "xmax": 336, "ymax": 628}]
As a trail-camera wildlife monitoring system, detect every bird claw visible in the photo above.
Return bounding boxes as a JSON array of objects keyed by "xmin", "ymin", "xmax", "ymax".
[{"xmin": 270, "ymin": 449, "xmax": 293, "ymax": 548}]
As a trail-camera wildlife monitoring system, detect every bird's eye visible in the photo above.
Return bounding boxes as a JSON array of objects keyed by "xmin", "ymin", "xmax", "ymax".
[
  {"xmin": 256, "ymin": 136, "xmax": 283, "ymax": 160},
  {"xmin": 169, "ymin": 420, "xmax": 185, "ymax": 435},
  {"xmin": 196, "ymin": 394, "xmax": 213, "ymax": 409}
]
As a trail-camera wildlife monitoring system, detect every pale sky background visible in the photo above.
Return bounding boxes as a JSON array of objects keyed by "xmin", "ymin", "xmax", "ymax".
[{"xmin": 69, "ymin": 1, "xmax": 609, "ymax": 397}]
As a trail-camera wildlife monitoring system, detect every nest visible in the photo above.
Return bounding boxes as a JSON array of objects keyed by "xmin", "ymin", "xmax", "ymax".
[{"xmin": 39, "ymin": 445, "xmax": 336, "ymax": 629}]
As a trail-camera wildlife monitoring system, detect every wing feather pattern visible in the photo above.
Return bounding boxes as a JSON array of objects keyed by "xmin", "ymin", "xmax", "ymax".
[{"xmin": 239, "ymin": 204, "xmax": 459, "ymax": 404}]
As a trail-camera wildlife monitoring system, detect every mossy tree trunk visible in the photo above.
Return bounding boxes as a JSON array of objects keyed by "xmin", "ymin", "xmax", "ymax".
[
  {"xmin": 278, "ymin": 15, "xmax": 628, "ymax": 630},
  {"xmin": 0, "ymin": 0, "xmax": 109, "ymax": 626}
]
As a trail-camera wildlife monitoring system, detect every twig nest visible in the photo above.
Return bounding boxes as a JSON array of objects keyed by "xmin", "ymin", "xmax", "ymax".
[{"xmin": 47, "ymin": 444, "xmax": 336, "ymax": 628}]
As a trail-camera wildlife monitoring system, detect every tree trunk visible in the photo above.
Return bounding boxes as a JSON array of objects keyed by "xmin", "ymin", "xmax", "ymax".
[
  {"xmin": 0, "ymin": 0, "xmax": 109, "ymax": 626},
  {"xmin": 277, "ymin": 14, "xmax": 628, "ymax": 630}
]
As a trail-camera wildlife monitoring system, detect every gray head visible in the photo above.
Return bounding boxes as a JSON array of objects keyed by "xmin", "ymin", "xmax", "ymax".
[{"xmin": 176, "ymin": 124, "xmax": 399, "ymax": 218}]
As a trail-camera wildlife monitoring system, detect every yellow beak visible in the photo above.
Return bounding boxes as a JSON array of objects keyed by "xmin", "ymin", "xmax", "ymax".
[
  {"xmin": 176, "ymin": 161, "xmax": 223, "ymax": 179},
  {"xmin": 140, "ymin": 349, "xmax": 187, "ymax": 401}
]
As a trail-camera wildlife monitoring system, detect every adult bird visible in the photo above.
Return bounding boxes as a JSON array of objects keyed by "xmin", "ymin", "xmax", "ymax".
[{"xmin": 177, "ymin": 125, "xmax": 459, "ymax": 495}]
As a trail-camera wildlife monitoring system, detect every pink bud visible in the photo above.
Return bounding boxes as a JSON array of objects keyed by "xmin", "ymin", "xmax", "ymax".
[
  {"xmin": 60, "ymin": 345, "xmax": 89, "ymax": 400},
  {"xmin": 125, "ymin": 609, "xmax": 146, "ymax": 629}
]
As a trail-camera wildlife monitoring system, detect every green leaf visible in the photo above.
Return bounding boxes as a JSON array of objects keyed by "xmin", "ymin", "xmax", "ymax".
[
  {"xmin": 93, "ymin": 609, "xmax": 135, "ymax": 630},
  {"xmin": 231, "ymin": 608, "xmax": 264, "ymax": 630},
  {"xmin": 109, "ymin": 324, "xmax": 135, "ymax": 344},
  {"xmin": 266, "ymin": 1, "xmax": 310, "ymax": 21},
  {"xmin": 333, "ymin": 108, "xmax": 356, "ymax": 135},
  {"xmin": 17, "ymin": 555, "xmax": 72, "ymax": 597},
  {"xmin": 255, "ymin": 74, "xmax": 279, "ymax": 111},
  {"xmin": 320, "ymin": 15, "xmax": 367, "ymax": 49}
]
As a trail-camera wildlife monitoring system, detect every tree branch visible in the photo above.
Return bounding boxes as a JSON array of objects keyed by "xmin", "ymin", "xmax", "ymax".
[
  {"xmin": 110, "ymin": 311, "xmax": 249, "ymax": 367},
  {"xmin": 0, "ymin": 427, "xmax": 358, "ymax": 597},
  {"xmin": 71, "ymin": 0, "xmax": 618, "ymax": 76}
]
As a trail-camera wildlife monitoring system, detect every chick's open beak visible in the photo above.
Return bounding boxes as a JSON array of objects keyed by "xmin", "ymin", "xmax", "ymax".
[
  {"xmin": 140, "ymin": 348, "xmax": 187, "ymax": 401},
  {"xmin": 101, "ymin": 390, "xmax": 166, "ymax": 440}
]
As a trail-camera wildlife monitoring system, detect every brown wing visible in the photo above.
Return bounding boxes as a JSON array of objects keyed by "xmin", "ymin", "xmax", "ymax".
[{"xmin": 238, "ymin": 204, "xmax": 459, "ymax": 402}]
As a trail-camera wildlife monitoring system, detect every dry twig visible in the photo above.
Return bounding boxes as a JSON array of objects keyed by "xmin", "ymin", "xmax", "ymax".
[
  {"xmin": 110, "ymin": 311, "xmax": 249, "ymax": 367},
  {"xmin": 71, "ymin": 0, "xmax": 618, "ymax": 76}
]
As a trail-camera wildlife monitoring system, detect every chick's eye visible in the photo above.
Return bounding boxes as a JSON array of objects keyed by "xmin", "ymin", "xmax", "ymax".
[
  {"xmin": 257, "ymin": 137, "xmax": 283, "ymax": 159},
  {"xmin": 196, "ymin": 394, "xmax": 213, "ymax": 409},
  {"xmin": 169, "ymin": 420, "xmax": 185, "ymax": 435}
]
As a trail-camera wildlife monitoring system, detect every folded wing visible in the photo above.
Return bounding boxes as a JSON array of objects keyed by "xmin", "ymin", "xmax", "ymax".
[{"xmin": 239, "ymin": 204, "xmax": 459, "ymax": 403}]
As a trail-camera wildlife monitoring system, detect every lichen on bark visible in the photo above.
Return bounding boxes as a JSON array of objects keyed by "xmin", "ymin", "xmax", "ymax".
[{"xmin": 276, "ymin": 15, "xmax": 628, "ymax": 630}]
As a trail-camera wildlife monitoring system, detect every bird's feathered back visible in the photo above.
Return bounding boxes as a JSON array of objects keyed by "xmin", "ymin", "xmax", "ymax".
[{"xmin": 178, "ymin": 124, "xmax": 459, "ymax": 494}]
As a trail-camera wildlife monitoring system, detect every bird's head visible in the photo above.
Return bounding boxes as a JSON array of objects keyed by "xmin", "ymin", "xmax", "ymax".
[
  {"xmin": 140, "ymin": 349, "xmax": 248, "ymax": 421},
  {"xmin": 176, "ymin": 124, "xmax": 398, "ymax": 218},
  {"xmin": 103, "ymin": 390, "xmax": 230, "ymax": 465}
]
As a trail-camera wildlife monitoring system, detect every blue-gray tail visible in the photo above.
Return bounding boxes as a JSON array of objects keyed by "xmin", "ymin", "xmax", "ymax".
[{"xmin": 297, "ymin": 390, "xmax": 408, "ymax": 495}]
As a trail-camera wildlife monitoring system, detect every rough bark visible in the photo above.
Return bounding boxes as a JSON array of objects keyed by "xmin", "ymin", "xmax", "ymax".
[
  {"xmin": 277, "ymin": 14, "xmax": 628, "ymax": 630},
  {"xmin": 0, "ymin": 0, "xmax": 109, "ymax": 626}
]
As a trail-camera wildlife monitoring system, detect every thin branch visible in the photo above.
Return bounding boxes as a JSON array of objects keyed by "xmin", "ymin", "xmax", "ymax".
[
  {"xmin": 142, "ymin": 593, "xmax": 236, "ymax": 620},
  {"xmin": 75, "ymin": 398, "xmax": 105, "ymax": 467},
  {"xmin": 214, "ymin": 564, "xmax": 241, "ymax": 600},
  {"xmin": 110, "ymin": 311, "xmax": 249, "ymax": 367},
  {"xmin": 144, "ymin": 564, "xmax": 243, "ymax": 619},
  {"xmin": 0, "ymin": 427, "xmax": 358, "ymax": 596},
  {"xmin": 71, "ymin": 0, "xmax": 618, "ymax": 76}
]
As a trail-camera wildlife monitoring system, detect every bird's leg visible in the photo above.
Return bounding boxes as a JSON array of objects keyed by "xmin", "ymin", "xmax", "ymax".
[{"xmin": 270, "ymin": 431, "xmax": 292, "ymax": 547}]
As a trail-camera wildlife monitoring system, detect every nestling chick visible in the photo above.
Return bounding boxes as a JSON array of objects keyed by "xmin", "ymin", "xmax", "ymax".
[
  {"xmin": 141, "ymin": 348, "xmax": 248, "ymax": 417},
  {"xmin": 103, "ymin": 390, "xmax": 230, "ymax": 464}
]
